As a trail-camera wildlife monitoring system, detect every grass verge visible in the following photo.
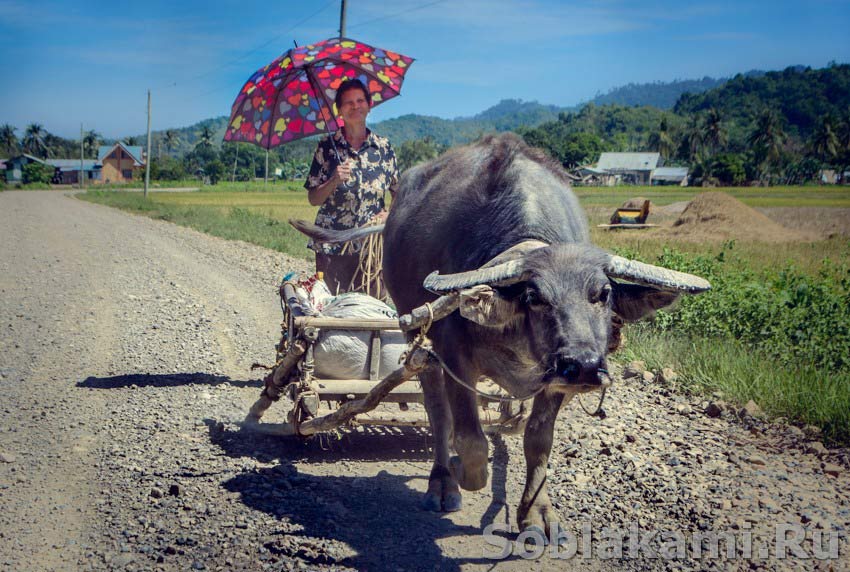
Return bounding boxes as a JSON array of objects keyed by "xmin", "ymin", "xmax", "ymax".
[
  {"xmin": 618, "ymin": 325, "xmax": 850, "ymax": 444},
  {"xmin": 79, "ymin": 190, "xmax": 314, "ymax": 260}
]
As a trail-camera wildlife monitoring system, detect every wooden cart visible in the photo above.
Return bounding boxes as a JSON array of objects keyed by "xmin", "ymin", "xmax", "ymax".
[{"xmin": 244, "ymin": 280, "xmax": 529, "ymax": 438}]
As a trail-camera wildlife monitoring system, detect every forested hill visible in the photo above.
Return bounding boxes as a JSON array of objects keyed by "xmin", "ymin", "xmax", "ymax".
[
  {"xmin": 674, "ymin": 64, "xmax": 850, "ymax": 139},
  {"xmin": 590, "ymin": 77, "xmax": 730, "ymax": 109},
  {"xmin": 372, "ymin": 99, "xmax": 568, "ymax": 146}
]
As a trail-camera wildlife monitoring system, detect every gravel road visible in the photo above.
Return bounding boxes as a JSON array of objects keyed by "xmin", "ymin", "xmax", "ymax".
[{"xmin": 0, "ymin": 191, "xmax": 847, "ymax": 572}]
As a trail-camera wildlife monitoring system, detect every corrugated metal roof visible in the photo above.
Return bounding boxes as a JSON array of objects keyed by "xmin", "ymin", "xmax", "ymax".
[
  {"xmin": 47, "ymin": 159, "xmax": 100, "ymax": 171},
  {"xmin": 653, "ymin": 167, "xmax": 688, "ymax": 179},
  {"xmin": 597, "ymin": 152, "xmax": 659, "ymax": 171},
  {"xmin": 98, "ymin": 143, "xmax": 145, "ymax": 164}
]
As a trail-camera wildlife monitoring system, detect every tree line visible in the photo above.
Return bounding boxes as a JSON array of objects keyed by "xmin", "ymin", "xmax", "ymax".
[{"xmin": 513, "ymin": 64, "xmax": 850, "ymax": 185}]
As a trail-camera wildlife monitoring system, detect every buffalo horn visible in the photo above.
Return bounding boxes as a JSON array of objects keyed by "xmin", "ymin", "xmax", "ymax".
[
  {"xmin": 289, "ymin": 219, "xmax": 384, "ymax": 244},
  {"xmin": 605, "ymin": 256, "xmax": 711, "ymax": 293},
  {"xmin": 423, "ymin": 260, "xmax": 531, "ymax": 293}
]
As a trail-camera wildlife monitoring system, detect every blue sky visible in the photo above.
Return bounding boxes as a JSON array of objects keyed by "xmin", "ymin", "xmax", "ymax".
[{"xmin": 1, "ymin": 0, "xmax": 848, "ymax": 140}]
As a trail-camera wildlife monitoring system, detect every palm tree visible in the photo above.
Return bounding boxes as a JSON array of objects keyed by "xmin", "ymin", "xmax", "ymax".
[
  {"xmin": 702, "ymin": 108, "xmax": 727, "ymax": 156},
  {"xmin": 809, "ymin": 116, "xmax": 839, "ymax": 165},
  {"xmin": 648, "ymin": 117, "xmax": 675, "ymax": 160},
  {"xmin": 196, "ymin": 126, "xmax": 214, "ymax": 148},
  {"xmin": 748, "ymin": 109, "xmax": 786, "ymax": 182},
  {"xmin": 164, "ymin": 129, "xmax": 180, "ymax": 154},
  {"xmin": 0, "ymin": 124, "xmax": 18, "ymax": 156},
  {"xmin": 83, "ymin": 130, "xmax": 101, "ymax": 159},
  {"xmin": 682, "ymin": 117, "xmax": 704, "ymax": 163},
  {"xmin": 22, "ymin": 123, "xmax": 50, "ymax": 158}
]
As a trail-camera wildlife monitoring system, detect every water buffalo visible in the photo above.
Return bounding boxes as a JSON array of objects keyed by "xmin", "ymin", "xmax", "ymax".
[
  {"xmin": 291, "ymin": 133, "xmax": 709, "ymax": 536},
  {"xmin": 380, "ymin": 133, "xmax": 709, "ymax": 535}
]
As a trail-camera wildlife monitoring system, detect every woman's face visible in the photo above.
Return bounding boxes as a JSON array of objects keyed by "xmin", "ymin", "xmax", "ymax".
[{"xmin": 338, "ymin": 88, "xmax": 370, "ymax": 128}]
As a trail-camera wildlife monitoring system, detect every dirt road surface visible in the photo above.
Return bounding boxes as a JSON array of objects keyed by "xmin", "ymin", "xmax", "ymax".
[{"xmin": 1, "ymin": 191, "xmax": 847, "ymax": 571}]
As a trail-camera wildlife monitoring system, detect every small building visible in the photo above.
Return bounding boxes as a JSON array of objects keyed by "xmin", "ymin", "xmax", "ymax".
[
  {"xmin": 4, "ymin": 154, "xmax": 50, "ymax": 183},
  {"xmin": 596, "ymin": 152, "xmax": 660, "ymax": 185},
  {"xmin": 98, "ymin": 143, "xmax": 145, "ymax": 183},
  {"xmin": 48, "ymin": 159, "xmax": 101, "ymax": 185},
  {"xmin": 651, "ymin": 166, "xmax": 689, "ymax": 186},
  {"xmin": 575, "ymin": 166, "xmax": 617, "ymax": 186}
]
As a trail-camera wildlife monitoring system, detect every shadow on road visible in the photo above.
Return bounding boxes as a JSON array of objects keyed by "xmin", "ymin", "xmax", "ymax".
[
  {"xmin": 77, "ymin": 372, "xmax": 262, "ymax": 389},
  {"xmin": 206, "ymin": 420, "xmax": 518, "ymax": 571}
]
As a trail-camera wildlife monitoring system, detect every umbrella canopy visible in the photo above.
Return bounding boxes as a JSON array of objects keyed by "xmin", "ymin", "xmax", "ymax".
[{"xmin": 224, "ymin": 37, "xmax": 414, "ymax": 149}]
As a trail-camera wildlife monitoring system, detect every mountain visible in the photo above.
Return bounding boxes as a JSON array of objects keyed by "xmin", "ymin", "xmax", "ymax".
[
  {"xmin": 674, "ymin": 64, "xmax": 850, "ymax": 140},
  {"xmin": 372, "ymin": 99, "xmax": 569, "ymax": 146}
]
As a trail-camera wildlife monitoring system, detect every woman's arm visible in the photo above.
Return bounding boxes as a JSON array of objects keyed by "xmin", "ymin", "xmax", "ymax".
[{"xmin": 307, "ymin": 161, "xmax": 352, "ymax": 206}]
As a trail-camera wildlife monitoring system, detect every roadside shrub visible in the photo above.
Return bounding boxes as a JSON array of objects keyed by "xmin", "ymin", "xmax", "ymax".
[
  {"xmin": 22, "ymin": 162, "xmax": 53, "ymax": 185},
  {"xmin": 619, "ymin": 242, "xmax": 850, "ymax": 372}
]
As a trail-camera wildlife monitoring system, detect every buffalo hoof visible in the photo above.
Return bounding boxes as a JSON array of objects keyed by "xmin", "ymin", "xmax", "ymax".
[
  {"xmin": 520, "ymin": 525, "xmax": 549, "ymax": 546},
  {"xmin": 422, "ymin": 492, "xmax": 442, "ymax": 512},
  {"xmin": 449, "ymin": 455, "xmax": 488, "ymax": 491},
  {"xmin": 443, "ymin": 491, "xmax": 462, "ymax": 512}
]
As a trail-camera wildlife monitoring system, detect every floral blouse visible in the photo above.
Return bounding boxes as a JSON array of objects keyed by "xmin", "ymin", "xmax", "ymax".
[{"xmin": 304, "ymin": 129, "xmax": 399, "ymax": 255}]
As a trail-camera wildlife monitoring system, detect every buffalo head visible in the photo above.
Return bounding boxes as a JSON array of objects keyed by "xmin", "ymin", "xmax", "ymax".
[{"xmin": 424, "ymin": 242, "xmax": 709, "ymax": 393}]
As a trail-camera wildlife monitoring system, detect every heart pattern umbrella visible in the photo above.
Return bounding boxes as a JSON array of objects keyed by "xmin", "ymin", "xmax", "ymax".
[{"xmin": 224, "ymin": 37, "xmax": 414, "ymax": 149}]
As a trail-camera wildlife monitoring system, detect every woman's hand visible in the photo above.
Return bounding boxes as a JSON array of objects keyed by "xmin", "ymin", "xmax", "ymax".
[{"xmin": 332, "ymin": 160, "xmax": 354, "ymax": 186}]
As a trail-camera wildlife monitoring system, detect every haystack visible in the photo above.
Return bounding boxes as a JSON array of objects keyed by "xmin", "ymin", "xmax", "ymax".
[{"xmin": 660, "ymin": 192, "xmax": 809, "ymax": 242}]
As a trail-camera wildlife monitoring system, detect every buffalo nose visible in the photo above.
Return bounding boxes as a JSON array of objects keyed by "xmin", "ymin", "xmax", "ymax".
[{"xmin": 556, "ymin": 354, "xmax": 601, "ymax": 384}]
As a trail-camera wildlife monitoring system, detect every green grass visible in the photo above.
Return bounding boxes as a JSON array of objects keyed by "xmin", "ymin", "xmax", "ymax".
[
  {"xmin": 79, "ymin": 190, "xmax": 315, "ymax": 260},
  {"xmin": 619, "ymin": 326, "xmax": 850, "ymax": 444},
  {"xmin": 575, "ymin": 185, "xmax": 850, "ymax": 208},
  {"xmin": 80, "ymin": 186, "xmax": 850, "ymax": 443}
]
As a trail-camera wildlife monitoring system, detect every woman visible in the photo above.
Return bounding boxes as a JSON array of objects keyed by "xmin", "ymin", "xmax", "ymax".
[{"xmin": 304, "ymin": 79, "xmax": 399, "ymax": 295}]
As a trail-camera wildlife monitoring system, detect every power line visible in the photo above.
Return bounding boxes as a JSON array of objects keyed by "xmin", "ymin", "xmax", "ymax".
[
  {"xmin": 153, "ymin": 0, "xmax": 336, "ymax": 92},
  {"xmin": 346, "ymin": 0, "xmax": 447, "ymax": 30}
]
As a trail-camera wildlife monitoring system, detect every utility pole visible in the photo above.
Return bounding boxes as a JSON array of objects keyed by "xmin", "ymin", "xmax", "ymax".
[
  {"xmin": 144, "ymin": 89, "xmax": 152, "ymax": 198},
  {"xmin": 79, "ymin": 123, "xmax": 84, "ymax": 190},
  {"xmin": 232, "ymin": 143, "xmax": 239, "ymax": 183},
  {"xmin": 339, "ymin": 0, "xmax": 347, "ymax": 38}
]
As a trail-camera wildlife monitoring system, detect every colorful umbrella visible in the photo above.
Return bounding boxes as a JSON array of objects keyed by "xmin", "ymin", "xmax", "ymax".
[{"xmin": 223, "ymin": 37, "xmax": 414, "ymax": 150}]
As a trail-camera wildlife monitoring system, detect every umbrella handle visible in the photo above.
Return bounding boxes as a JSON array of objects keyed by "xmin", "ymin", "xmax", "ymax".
[{"xmin": 305, "ymin": 66, "xmax": 343, "ymax": 164}]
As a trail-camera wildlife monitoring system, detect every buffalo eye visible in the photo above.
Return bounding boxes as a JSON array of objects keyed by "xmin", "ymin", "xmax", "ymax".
[
  {"xmin": 522, "ymin": 287, "xmax": 545, "ymax": 309},
  {"xmin": 595, "ymin": 283, "xmax": 612, "ymax": 304}
]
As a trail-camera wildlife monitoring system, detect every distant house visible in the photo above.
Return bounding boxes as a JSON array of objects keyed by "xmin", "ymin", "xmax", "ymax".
[
  {"xmin": 98, "ymin": 143, "xmax": 145, "ymax": 183},
  {"xmin": 4, "ymin": 154, "xmax": 51, "ymax": 183},
  {"xmin": 652, "ymin": 166, "xmax": 689, "ymax": 186},
  {"xmin": 49, "ymin": 159, "xmax": 101, "ymax": 185},
  {"xmin": 596, "ymin": 152, "xmax": 660, "ymax": 185},
  {"xmin": 575, "ymin": 165, "xmax": 617, "ymax": 186}
]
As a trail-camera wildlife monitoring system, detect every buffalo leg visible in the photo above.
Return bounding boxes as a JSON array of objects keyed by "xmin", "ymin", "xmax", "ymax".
[
  {"xmin": 420, "ymin": 365, "xmax": 462, "ymax": 512},
  {"xmin": 442, "ymin": 354, "xmax": 489, "ymax": 492},
  {"xmin": 517, "ymin": 391, "xmax": 565, "ymax": 537}
]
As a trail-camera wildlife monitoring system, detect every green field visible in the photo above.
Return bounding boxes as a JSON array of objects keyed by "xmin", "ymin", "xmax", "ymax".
[{"xmin": 79, "ymin": 185, "xmax": 850, "ymax": 443}]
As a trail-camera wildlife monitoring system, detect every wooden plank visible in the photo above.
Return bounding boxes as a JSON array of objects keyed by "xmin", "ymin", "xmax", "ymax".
[
  {"xmin": 368, "ymin": 331, "xmax": 381, "ymax": 381},
  {"xmin": 314, "ymin": 379, "xmax": 423, "ymax": 403},
  {"xmin": 596, "ymin": 223, "xmax": 658, "ymax": 229},
  {"xmin": 293, "ymin": 316, "xmax": 401, "ymax": 330}
]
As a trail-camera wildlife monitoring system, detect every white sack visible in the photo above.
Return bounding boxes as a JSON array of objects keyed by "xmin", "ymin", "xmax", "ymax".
[{"xmin": 313, "ymin": 293, "xmax": 406, "ymax": 380}]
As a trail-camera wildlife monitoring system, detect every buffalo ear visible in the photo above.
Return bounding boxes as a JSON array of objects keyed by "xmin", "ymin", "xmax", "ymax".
[
  {"xmin": 459, "ymin": 285, "xmax": 522, "ymax": 328},
  {"xmin": 611, "ymin": 280, "xmax": 679, "ymax": 322}
]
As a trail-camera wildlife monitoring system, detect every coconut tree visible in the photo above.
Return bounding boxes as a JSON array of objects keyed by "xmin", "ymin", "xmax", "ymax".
[
  {"xmin": 83, "ymin": 130, "xmax": 101, "ymax": 159},
  {"xmin": 682, "ymin": 116, "xmax": 704, "ymax": 163},
  {"xmin": 0, "ymin": 124, "xmax": 18, "ymax": 156},
  {"xmin": 648, "ymin": 117, "xmax": 675, "ymax": 160},
  {"xmin": 22, "ymin": 123, "xmax": 50, "ymax": 158},
  {"xmin": 195, "ymin": 126, "xmax": 214, "ymax": 149},
  {"xmin": 164, "ymin": 129, "xmax": 180, "ymax": 154},
  {"xmin": 809, "ymin": 116, "xmax": 839, "ymax": 165},
  {"xmin": 702, "ymin": 108, "xmax": 727, "ymax": 156},
  {"xmin": 747, "ymin": 109, "xmax": 786, "ymax": 183}
]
